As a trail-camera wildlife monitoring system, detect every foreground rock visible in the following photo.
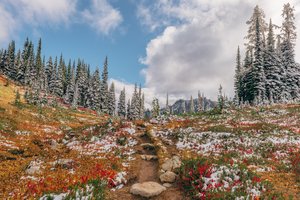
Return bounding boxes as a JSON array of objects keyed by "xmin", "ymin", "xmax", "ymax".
[
  {"xmin": 25, "ymin": 160, "xmax": 43, "ymax": 175},
  {"xmin": 161, "ymin": 155, "xmax": 181, "ymax": 172},
  {"xmin": 130, "ymin": 182, "xmax": 166, "ymax": 198},
  {"xmin": 53, "ymin": 159, "xmax": 75, "ymax": 169},
  {"xmin": 160, "ymin": 171, "xmax": 176, "ymax": 183}
]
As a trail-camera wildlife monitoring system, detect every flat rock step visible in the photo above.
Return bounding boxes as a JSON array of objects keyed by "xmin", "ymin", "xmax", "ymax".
[
  {"xmin": 141, "ymin": 155, "xmax": 158, "ymax": 161},
  {"xmin": 130, "ymin": 181, "xmax": 166, "ymax": 198},
  {"xmin": 141, "ymin": 143, "xmax": 155, "ymax": 150}
]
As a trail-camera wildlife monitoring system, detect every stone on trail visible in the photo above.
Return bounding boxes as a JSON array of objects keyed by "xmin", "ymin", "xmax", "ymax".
[
  {"xmin": 162, "ymin": 183, "xmax": 173, "ymax": 188},
  {"xmin": 130, "ymin": 182, "xmax": 166, "ymax": 198},
  {"xmin": 161, "ymin": 156, "xmax": 182, "ymax": 172},
  {"xmin": 160, "ymin": 171, "xmax": 176, "ymax": 183}
]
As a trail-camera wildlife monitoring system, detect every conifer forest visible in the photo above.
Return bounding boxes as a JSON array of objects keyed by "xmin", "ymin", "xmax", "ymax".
[{"xmin": 0, "ymin": 2, "xmax": 300, "ymax": 200}]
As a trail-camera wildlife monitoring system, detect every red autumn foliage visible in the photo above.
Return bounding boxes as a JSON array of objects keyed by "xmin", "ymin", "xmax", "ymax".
[{"xmin": 26, "ymin": 163, "xmax": 117, "ymax": 197}]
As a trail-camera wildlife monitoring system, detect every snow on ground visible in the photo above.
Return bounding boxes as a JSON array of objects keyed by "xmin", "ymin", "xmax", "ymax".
[{"xmin": 175, "ymin": 130, "xmax": 300, "ymax": 163}]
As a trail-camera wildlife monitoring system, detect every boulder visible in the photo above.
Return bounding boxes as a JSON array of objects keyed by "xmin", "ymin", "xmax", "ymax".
[
  {"xmin": 163, "ymin": 183, "xmax": 173, "ymax": 188},
  {"xmin": 161, "ymin": 159, "xmax": 173, "ymax": 172},
  {"xmin": 130, "ymin": 182, "xmax": 166, "ymax": 198},
  {"xmin": 26, "ymin": 160, "xmax": 43, "ymax": 175},
  {"xmin": 53, "ymin": 159, "xmax": 75, "ymax": 169},
  {"xmin": 161, "ymin": 156, "xmax": 182, "ymax": 172},
  {"xmin": 172, "ymin": 155, "xmax": 181, "ymax": 169},
  {"xmin": 160, "ymin": 171, "xmax": 176, "ymax": 183}
]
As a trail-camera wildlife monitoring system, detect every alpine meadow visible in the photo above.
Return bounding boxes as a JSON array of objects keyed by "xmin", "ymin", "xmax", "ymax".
[{"xmin": 0, "ymin": 1, "xmax": 300, "ymax": 200}]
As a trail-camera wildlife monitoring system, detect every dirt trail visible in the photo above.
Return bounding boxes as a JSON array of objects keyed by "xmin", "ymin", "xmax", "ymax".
[
  {"xmin": 108, "ymin": 129, "xmax": 185, "ymax": 200},
  {"xmin": 137, "ymin": 133, "xmax": 159, "ymax": 183}
]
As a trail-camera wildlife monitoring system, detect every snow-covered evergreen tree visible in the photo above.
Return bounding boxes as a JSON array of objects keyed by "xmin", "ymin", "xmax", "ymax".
[
  {"xmin": 35, "ymin": 38, "xmax": 42, "ymax": 76},
  {"xmin": 165, "ymin": 92, "xmax": 170, "ymax": 115},
  {"xmin": 118, "ymin": 88, "xmax": 126, "ymax": 118},
  {"xmin": 127, "ymin": 99, "xmax": 131, "ymax": 119},
  {"xmin": 7, "ymin": 41, "xmax": 16, "ymax": 80},
  {"xmin": 197, "ymin": 91, "xmax": 203, "ymax": 112},
  {"xmin": 140, "ymin": 93, "xmax": 145, "ymax": 118},
  {"xmin": 64, "ymin": 65, "xmax": 75, "ymax": 104},
  {"xmin": 108, "ymin": 82, "xmax": 116, "ymax": 116},
  {"xmin": 234, "ymin": 46, "xmax": 242, "ymax": 105},
  {"xmin": 189, "ymin": 95, "xmax": 194, "ymax": 113},
  {"xmin": 151, "ymin": 98, "xmax": 160, "ymax": 118},
  {"xmin": 182, "ymin": 100, "xmax": 186, "ymax": 114},
  {"xmin": 27, "ymin": 42, "xmax": 36, "ymax": 86},
  {"xmin": 130, "ymin": 84, "xmax": 139, "ymax": 120},
  {"xmin": 218, "ymin": 85, "xmax": 225, "ymax": 110},
  {"xmin": 100, "ymin": 57, "xmax": 109, "ymax": 113},
  {"xmin": 245, "ymin": 5, "xmax": 268, "ymax": 53},
  {"xmin": 264, "ymin": 19, "xmax": 282, "ymax": 103},
  {"xmin": 55, "ymin": 55, "xmax": 64, "ymax": 97},
  {"xmin": 281, "ymin": 3, "xmax": 299, "ymax": 100},
  {"xmin": 251, "ymin": 16, "xmax": 266, "ymax": 104},
  {"xmin": 72, "ymin": 83, "xmax": 79, "ymax": 109}
]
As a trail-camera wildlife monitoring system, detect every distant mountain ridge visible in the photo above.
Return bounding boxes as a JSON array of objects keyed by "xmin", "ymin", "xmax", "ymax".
[{"xmin": 162, "ymin": 98, "xmax": 217, "ymax": 115}]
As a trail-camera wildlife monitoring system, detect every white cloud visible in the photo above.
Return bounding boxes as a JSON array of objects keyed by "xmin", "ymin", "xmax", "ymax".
[
  {"xmin": 0, "ymin": 3, "xmax": 18, "ymax": 46},
  {"xmin": 7, "ymin": 0, "xmax": 77, "ymax": 26},
  {"xmin": 82, "ymin": 0, "xmax": 123, "ymax": 35},
  {"xmin": 139, "ymin": 0, "xmax": 300, "ymax": 101},
  {"xmin": 0, "ymin": 0, "xmax": 123, "ymax": 47}
]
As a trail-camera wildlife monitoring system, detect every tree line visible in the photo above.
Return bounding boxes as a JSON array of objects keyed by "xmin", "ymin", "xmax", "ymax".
[
  {"xmin": 0, "ymin": 38, "xmax": 144, "ymax": 120},
  {"xmin": 234, "ymin": 3, "xmax": 300, "ymax": 105}
]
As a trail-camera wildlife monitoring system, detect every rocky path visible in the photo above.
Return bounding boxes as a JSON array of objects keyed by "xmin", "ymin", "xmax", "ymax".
[{"xmin": 109, "ymin": 127, "xmax": 184, "ymax": 200}]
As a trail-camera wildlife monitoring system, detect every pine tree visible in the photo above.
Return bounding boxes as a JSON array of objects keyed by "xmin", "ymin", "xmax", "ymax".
[
  {"xmin": 27, "ymin": 42, "xmax": 36, "ymax": 86},
  {"xmin": 218, "ymin": 85, "xmax": 225, "ymax": 110},
  {"xmin": 75, "ymin": 61, "xmax": 88, "ymax": 106},
  {"xmin": 35, "ymin": 38, "xmax": 42, "ymax": 75},
  {"xmin": 39, "ymin": 59, "xmax": 48, "ymax": 92},
  {"xmin": 55, "ymin": 56, "xmax": 64, "ymax": 97},
  {"xmin": 72, "ymin": 83, "xmax": 79, "ymax": 108},
  {"xmin": 197, "ymin": 91, "xmax": 203, "ymax": 112},
  {"xmin": 64, "ymin": 65, "xmax": 75, "ymax": 104},
  {"xmin": 151, "ymin": 98, "xmax": 160, "ymax": 118},
  {"xmin": 264, "ymin": 19, "xmax": 282, "ymax": 103},
  {"xmin": 189, "ymin": 95, "xmax": 194, "ymax": 113},
  {"xmin": 100, "ymin": 57, "xmax": 109, "ymax": 113},
  {"xmin": 234, "ymin": 46, "xmax": 242, "ymax": 105},
  {"xmin": 181, "ymin": 100, "xmax": 186, "ymax": 114},
  {"xmin": 130, "ymin": 84, "xmax": 139, "ymax": 120},
  {"xmin": 7, "ymin": 41, "xmax": 16, "ymax": 79},
  {"xmin": 118, "ymin": 88, "xmax": 126, "ymax": 118},
  {"xmin": 281, "ymin": 3, "xmax": 299, "ymax": 100},
  {"xmin": 108, "ymin": 82, "xmax": 116, "ymax": 116},
  {"xmin": 251, "ymin": 16, "xmax": 266, "ymax": 104},
  {"xmin": 90, "ymin": 68, "xmax": 101, "ymax": 110},
  {"xmin": 140, "ymin": 93, "xmax": 145, "ymax": 118},
  {"xmin": 0, "ymin": 50, "xmax": 8, "ymax": 77},
  {"xmin": 137, "ymin": 84, "xmax": 142, "ymax": 118},
  {"xmin": 165, "ymin": 92, "xmax": 170, "ymax": 115},
  {"xmin": 49, "ymin": 57, "xmax": 57, "ymax": 94},
  {"xmin": 127, "ymin": 99, "xmax": 131, "ymax": 119},
  {"xmin": 17, "ymin": 41, "xmax": 27, "ymax": 84},
  {"xmin": 245, "ymin": 5, "xmax": 268, "ymax": 53},
  {"xmin": 15, "ymin": 50, "xmax": 22, "ymax": 82},
  {"xmin": 85, "ymin": 77, "xmax": 93, "ymax": 108}
]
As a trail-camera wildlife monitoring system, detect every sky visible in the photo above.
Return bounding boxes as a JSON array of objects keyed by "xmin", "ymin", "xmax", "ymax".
[{"xmin": 1, "ymin": 0, "xmax": 300, "ymax": 108}]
